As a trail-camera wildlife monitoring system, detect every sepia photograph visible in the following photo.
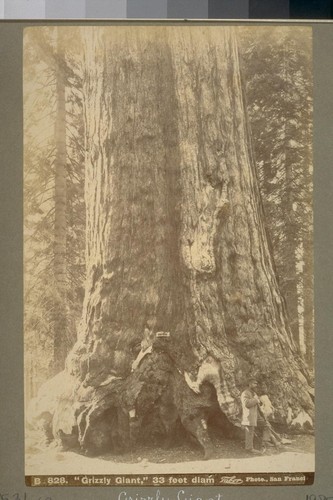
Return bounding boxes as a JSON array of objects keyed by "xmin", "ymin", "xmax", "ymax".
[{"xmin": 23, "ymin": 24, "xmax": 314, "ymax": 486}]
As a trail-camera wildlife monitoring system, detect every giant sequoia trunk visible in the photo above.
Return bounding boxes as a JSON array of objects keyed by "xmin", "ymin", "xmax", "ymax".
[{"xmin": 42, "ymin": 27, "xmax": 313, "ymax": 455}]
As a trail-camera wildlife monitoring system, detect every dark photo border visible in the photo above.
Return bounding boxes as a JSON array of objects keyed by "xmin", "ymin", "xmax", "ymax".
[{"xmin": 0, "ymin": 20, "xmax": 332, "ymax": 500}]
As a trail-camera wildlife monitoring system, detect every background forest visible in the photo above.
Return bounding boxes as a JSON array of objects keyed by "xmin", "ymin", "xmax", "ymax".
[{"xmin": 24, "ymin": 26, "xmax": 313, "ymax": 409}]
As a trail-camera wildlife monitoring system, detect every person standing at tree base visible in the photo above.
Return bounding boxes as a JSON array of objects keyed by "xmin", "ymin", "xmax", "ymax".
[{"xmin": 241, "ymin": 378, "xmax": 269, "ymax": 454}]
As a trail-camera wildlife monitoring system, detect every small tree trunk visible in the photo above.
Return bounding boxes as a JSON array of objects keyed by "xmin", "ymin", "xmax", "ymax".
[
  {"xmin": 282, "ymin": 171, "xmax": 300, "ymax": 349},
  {"xmin": 53, "ymin": 31, "xmax": 68, "ymax": 374},
  {"xmin": 303, "ymin": 235, "xmax": 314, "ymax": 369},
  {"xmin": 280, "ymin": 39, "xmax": 300, "ymax": 350}
]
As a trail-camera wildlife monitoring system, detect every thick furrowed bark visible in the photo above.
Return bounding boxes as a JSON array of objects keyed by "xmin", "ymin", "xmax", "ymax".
[{"xmin": 31, "ymin": 27, "xmax": 314, "ymax": 455}]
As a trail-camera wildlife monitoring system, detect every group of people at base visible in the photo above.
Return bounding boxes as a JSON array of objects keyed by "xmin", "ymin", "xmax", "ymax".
[{"xmin": 241, "ymin": 378, "xmax": 283, "ymax": 455}]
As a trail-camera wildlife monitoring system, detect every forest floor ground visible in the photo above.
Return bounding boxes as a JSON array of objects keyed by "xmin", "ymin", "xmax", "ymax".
[{"xmin": 25, "ymin": 430, "xmax": 314, "ymax": 475}]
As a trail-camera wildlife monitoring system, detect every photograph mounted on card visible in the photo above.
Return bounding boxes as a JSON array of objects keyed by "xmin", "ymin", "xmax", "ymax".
[{"xmin": 23, "ymin": 24, "xmax": 314, "ymax": 487}]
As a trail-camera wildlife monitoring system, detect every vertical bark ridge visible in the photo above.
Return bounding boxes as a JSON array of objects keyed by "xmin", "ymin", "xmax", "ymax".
[{"xmin": 71, "ymin": 28, "xmax": 187, "ymax": 386}]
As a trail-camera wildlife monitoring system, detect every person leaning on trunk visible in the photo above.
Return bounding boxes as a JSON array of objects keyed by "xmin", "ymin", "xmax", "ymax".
[{"xmin": 241, "ymin": 378, "xmax": 269, "ymax": 454}]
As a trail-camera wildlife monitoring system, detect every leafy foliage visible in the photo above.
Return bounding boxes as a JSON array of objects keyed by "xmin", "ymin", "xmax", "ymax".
[{"xmin": 238, "ymin": 27, "xmax": 313, "ymax": 364}]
